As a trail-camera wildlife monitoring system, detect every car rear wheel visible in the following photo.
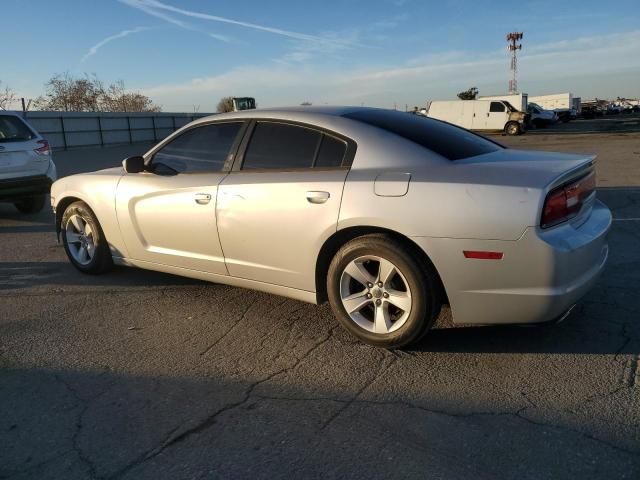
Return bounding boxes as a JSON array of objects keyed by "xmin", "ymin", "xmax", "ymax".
[
  {"xmin": 14, "ymin": 194, "xmax": 45, "ymax": 214},
  {"xmin": 61, "ymin": 201, "xmax": 112, "ymax": 274},
  {"xmin": 327, "ymin": 234, "xmax": 440, "ymax": 348},
  {"xmin": 505, "ymin": 121, "xmax": 520, "ymax": 136}
]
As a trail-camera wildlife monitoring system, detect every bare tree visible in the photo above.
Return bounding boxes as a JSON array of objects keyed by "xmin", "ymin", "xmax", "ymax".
[
  {"xmin": 216, "ymin": 96, "xmax": 235, "ymax": 113},
  {"xmin": 0, "ymin": 81, "xmax": 17, "ymax": 110},
  {"xmin": 33, "ymin": 73, "xmax": 161, "ymax": 112}
]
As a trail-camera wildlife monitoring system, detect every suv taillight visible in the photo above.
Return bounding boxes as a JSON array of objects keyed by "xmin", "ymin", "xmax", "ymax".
[
  {"xmin": 34, "ymin": 140, "xmax": 50, "ymax": 156},
  {"xmin": 541, "ymin": 172, "xmax": 596, "ymax": 228}
]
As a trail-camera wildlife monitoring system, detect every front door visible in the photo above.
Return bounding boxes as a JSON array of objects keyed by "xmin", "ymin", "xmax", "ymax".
[
  {"xmin": 486, "ymin": 101, "xmax": 508, "ymax": 130},
  {"xmin": 115, "ymin": 121, "xmax": 245, "ymax": 275},
  {"xmin": 217, "ymin": 121, "xmax": 352, "ymax": 291}
]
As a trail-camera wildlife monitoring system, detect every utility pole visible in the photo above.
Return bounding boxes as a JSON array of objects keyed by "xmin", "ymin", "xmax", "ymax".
[{"xmin": 506, "ymin": 32, "xmax": 523, "ymax": 94}]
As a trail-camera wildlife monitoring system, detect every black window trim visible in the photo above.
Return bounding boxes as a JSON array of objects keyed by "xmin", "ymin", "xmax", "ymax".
[
  {"xmin": 144, "ymin": 119, "xmax": 250, "ymax": 175},
  {"xmin": 230, "ymin": 119, "xmax": 357, "ymax": 173}
]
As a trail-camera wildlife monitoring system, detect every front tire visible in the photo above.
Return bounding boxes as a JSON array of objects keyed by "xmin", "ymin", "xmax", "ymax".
[
  {"xmin": 14, "ymin": 194, "xmax": 45, "ymax": 214},
  {"xmin": 327, "ymin": 234, "xmax": 440, "ymax": 348},
  {"xmin": 61, "ymin": 201, "xmax": 112, "ymax": 274},
  {"xmin": 505, "ymin": 121, "xmax": 521, "ymax": 136}
]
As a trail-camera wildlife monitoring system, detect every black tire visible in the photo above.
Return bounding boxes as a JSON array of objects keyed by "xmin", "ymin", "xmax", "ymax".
[
  {"xmin": 327, "ymin": 234, "xmax": 441, "ymax": 348},
  {"xmin": 505, "ymin": 122, "xmax": 520, "ymax": 136},
  {"xmin": 14, "ymin": 194, "xmax": 45, "ymax": 214},
  {"xmin": 61, "ymin": 201, "xmax": 113, "ymax": 274}
]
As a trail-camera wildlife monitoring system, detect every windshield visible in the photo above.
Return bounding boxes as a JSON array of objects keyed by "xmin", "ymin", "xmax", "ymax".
[
  {"xmin": 0, "ymin": 115, "xmax": 36, "ymax": 143},
  {"xmin": 344, "ymin": 109, "xmax": 503, "ymax": 161},
  {"xmin": 502, "ymin": 101, "xmax": 517, "ymax": 112}
]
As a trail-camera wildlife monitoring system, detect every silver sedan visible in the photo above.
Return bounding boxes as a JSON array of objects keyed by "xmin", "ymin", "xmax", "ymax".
[{"xmin": 50, "ymin": 107, "xmax": 611, "ymax": 348}]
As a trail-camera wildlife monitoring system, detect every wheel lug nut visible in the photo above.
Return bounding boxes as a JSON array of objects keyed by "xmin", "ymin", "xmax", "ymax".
[
  {"xmin": 383, "ymin": 292, "xmax": 389, "ymax": 298},
  {"xmin": 367, "ymin": 293, "xmax": 372, "ymax": 299},
  {"xmin": 367, "ymin": 283, "xmax": 373, "ymax": 288},
  {"xmin": 375, "ymin": 299, "xmax": 382, "ymax": 306},
  {"xmin": 377, "ymin": 282, "xmax": 383, "ymax": 287}
]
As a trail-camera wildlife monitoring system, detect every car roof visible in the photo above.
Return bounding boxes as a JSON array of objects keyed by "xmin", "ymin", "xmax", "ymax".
[{"xmin": 193, "ymin": 105, "xmax": 386, "ymax": 124}]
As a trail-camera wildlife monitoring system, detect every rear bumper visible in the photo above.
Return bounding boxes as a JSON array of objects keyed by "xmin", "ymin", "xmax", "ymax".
[
  {"xmin": 412, "ymin": 200, "xmax": 612, "ymax": 325},
  {"xmin": 0, "ymin": 174, "xmax": 52, "ymax": 201}
]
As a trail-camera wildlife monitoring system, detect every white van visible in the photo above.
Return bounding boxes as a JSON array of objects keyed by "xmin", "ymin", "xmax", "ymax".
[{"xmin": 426, "ymin": 100, "xmax": 529, "ymax": 135}]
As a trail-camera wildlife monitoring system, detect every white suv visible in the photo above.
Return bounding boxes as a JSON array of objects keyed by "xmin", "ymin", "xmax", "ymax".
[{"xmin": 0, "ymin": 112, "xmax": 57, "ymax": 213}]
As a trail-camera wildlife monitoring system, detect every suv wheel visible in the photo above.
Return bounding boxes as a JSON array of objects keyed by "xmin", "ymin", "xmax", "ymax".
[
  {"xmin": 14, "ymin": 194, "xmax": 45, "ymax": 214},
  {"xmin": 327, "ymin": 234, "xmax": 440, "ymax": 348}
]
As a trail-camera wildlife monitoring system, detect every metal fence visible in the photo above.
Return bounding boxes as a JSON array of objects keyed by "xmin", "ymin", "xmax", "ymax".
[{"xmin": 23, "ymin": 111, "xmax": 213, "ymax": 150}]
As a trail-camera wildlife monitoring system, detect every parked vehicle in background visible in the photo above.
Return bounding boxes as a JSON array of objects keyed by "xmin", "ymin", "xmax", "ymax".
[
  {"xmin": 479, "ymin": 93, "xmax": 528, "ymax": 112},
  {"xmin": 232, "ymin": 97, "xmax": 256, "ymax": 112},
  {"xmin": 0, "ymin": 112, "xmax": 56, "ymax": 213},
  {"xmin": 527, "ymin": 102, "xmax": 558, "ymax": 128},
  {"xmin": 529, "ymin": 93, "xmax": 581, "ymax": 123},
  {"xmin": 427, "ymin": 100, "xmax": 528, "ymax": 135}
]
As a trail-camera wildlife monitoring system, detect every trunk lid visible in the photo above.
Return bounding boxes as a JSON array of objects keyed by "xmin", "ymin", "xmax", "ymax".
[{"xmin": 456, "ymin": 148, "xmax": 595, "ymax": 191}]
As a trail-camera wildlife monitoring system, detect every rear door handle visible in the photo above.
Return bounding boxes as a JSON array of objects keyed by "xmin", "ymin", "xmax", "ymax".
[
  {"xmin": 194, "ymin": 193, "xmax": 211, "ymax": 205},
  {"xmin": 306, "ymin": 191, "xmax": 330, "ymax": 204}
]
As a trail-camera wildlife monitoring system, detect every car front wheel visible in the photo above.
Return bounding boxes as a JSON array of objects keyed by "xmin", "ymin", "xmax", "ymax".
[
  {"xmin": 327, "ymin": 234, "xmax": 440, "ymax": 348},
  {"xmin": 61, "ymin": 201, "xmax": 112, "ymax": 274}
]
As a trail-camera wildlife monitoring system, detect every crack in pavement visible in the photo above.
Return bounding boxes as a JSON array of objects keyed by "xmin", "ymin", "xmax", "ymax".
[{"xmin": 106, "ymin": 325, "xmax": 340, "ymax": 480}]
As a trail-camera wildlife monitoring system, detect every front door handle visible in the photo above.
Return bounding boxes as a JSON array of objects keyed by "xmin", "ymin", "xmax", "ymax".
[
  {"xmin": 194, "ymin": 193, "xmax": 211, "ymax": 205},
  {"xmin": 306, "ymin": 191, "xmax": 330, "ymax": 204}
]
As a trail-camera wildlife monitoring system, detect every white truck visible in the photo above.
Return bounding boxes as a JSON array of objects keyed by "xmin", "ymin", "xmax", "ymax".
[
  {"xmin": 478, "ymin": 93, "xmax": 528, "ymax": 112},
  {"xmin": 426, "ymin": 99, "xmax": 529, "ymax": 135},
  {"xmin": 529, "ymin": 93, "xmax": 581, "ymax": 122}
]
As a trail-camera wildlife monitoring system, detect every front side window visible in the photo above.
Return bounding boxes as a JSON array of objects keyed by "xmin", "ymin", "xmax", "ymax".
[
  {"xmin": 242, "ymin": 122, "xmax": 321, "ymax": 169},
  {"xmin": 0, "ymin": 115, "xmax": 36, "ymax": 143},
  {"xmin": 152, "ymin": 122, "xmax": 242, "ymax": 174},
  {"xmin": 490, "ymin": 102, "xmax": 506, "ymax": 113}
]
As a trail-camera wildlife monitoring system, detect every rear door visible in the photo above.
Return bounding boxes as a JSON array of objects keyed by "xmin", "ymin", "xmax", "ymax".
[
  {"xmin": 0, "ymin": 114, "xmax": 48, "ymax": 180},
  {"xmin": 116, "ymin": 121, "xmax": 246, "ymax": 274},
  {"xmin": 217, "ymin": 120, "xmax": 353, "ymax": 291}
]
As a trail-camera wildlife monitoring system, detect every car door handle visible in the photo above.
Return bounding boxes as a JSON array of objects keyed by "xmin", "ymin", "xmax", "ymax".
[
  {"xmin": 306, "ymin": 191, "xmax": 330, "ymax": 204},
  {"xmin": 194, "ymin": 193, "xmax": 211, "ymax": 205}
]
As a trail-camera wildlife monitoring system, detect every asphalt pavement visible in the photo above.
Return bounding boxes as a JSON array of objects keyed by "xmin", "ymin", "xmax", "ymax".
[{"xmin": 1, "ymin": 118, "xmax": 639, "ymax": 479}]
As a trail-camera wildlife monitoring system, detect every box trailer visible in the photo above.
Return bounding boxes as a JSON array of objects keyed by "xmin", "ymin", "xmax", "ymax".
[
  {"xmin": 426, "ymin": 100, "xmax": 528, "ymax": 135},
  {"xmin": 529, "ymin": 93, "xmax": 581, "ymax": 121}
]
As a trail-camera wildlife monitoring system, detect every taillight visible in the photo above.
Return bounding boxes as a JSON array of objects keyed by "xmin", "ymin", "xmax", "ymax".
[
  {"xmin": 541, "ymin": 172, "xmax": 596, "ymax": 228},
  {"xmin": 34, "ymin": 140, "xmax": 50, "ymax": 156}
]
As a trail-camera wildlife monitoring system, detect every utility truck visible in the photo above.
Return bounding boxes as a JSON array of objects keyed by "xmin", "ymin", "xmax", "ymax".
[
  {"xmin": 426, "ymin": 100, "xmax": 529, "ymax": 135},
  {"xmin": 529, "ymin": 93, "xmax": 580, "ymax": 122}
]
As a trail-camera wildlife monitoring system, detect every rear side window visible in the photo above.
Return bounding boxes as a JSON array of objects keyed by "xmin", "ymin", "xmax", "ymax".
[
  {"xmin": 0, "ymin": 115, "xmax": 36, "ymax": 143},
  {"xmin": 490, "ymin": 102, "xmax": 505, "ymax": 113},
  {"xmin": 315, "ymin": 135, "xmax": 347, "ymax": 168},
  {"xmin": 343, "ymin": 109, "xmax": 502, "ymax": 161},
  {"xmin": 242, "ymin": 122, "xmax": 321, "ymax": 169},
  {"xmin": 153, "ymin": 122, "xmax": 242, "ymax": 174}
]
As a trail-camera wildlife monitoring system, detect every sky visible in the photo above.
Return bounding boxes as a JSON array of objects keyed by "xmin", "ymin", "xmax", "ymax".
[{"xmin": 3, "ymin": 0, "xmax": 640, "ymax": 111}]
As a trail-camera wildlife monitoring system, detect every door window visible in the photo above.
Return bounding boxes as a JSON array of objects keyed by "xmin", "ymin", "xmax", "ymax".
[
  {"xmin": 152, "ymin": 122, "xmax": 242, "ymax": 174},
  {"xmin": 242, "ymin": 122, "xmax": 321, "ymax": 169},
  {"xmin": 490, "ymin": 102, "xmax": 506, "ymax": 113}
]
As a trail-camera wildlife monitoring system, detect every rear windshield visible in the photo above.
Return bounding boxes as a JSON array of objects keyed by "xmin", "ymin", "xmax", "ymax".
[
  {"xmin": 343, "ymin": 109, "xmax": 502, "ymax": 160},
  {"xmin": 0, "ymin": 115, "xmax": 36, "ymax": 143}
]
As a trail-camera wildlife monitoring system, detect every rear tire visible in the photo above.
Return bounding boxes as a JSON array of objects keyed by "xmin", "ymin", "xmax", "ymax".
[
  {"xmin": 61, "ymin": 201, "xmax": 113, "ymax": 274},
  {"xmin": 505, "ymin": 122, "xmax": 521, "ymax": 136},
  {"xmin": 14, "ymin": 194, "xmax": 45, "ymax": 214},
  {"xmin": 327, "ymin": 234, "xmax": 440, "ymax": 349}
]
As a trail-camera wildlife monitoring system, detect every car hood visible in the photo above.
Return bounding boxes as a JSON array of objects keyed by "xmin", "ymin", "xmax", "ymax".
[{"xmin": 452, "ymin": 149, "xmax": 595, "ymax": 191}]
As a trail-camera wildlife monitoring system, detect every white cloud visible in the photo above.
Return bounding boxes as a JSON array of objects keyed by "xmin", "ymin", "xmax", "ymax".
[
  {"xmin": 209, "ymin": 33, "xmax": 232, "ymax": 43},
  {"xmin": 81, "ymin": 26, "xmax": 150, "ymax": 62},
  {"xmin": 120, "ymin": 0, "xmax": 327, "ymax": 42},
  {"xmin": 139, "ymin": 29, "xmax": 640, "ymax": 110}
]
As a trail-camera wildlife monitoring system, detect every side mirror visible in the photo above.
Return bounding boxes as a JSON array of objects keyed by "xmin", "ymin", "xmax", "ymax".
[{"xmin": 122, "ymin": 156, "xmax": 145, "ymax": 173}]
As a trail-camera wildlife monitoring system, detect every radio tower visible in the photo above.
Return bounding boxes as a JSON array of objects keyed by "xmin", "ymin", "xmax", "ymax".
[{"xmin": 506, "ymin": 32, "xmax": 523, "ymax": 93}]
